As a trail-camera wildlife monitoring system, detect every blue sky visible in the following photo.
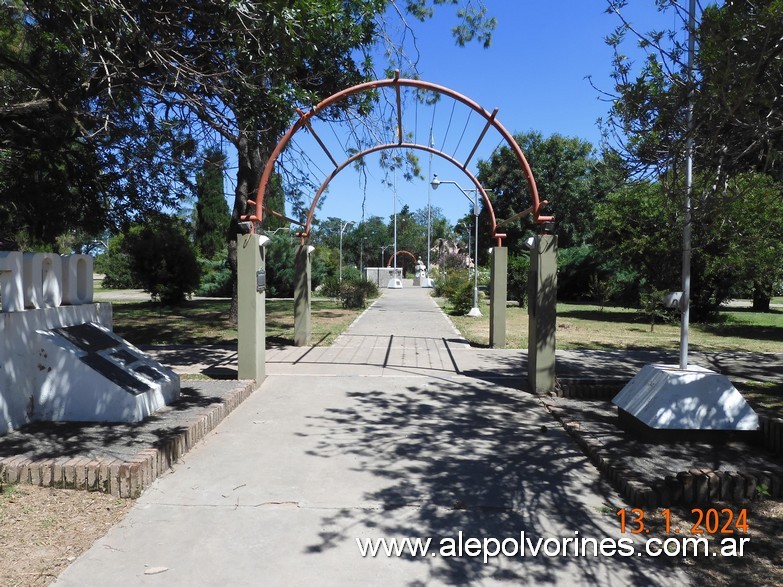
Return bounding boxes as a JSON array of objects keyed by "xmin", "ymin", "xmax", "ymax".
[{"xmin": 231, "ymin": 1, "xmax": 680, "ymax": 230}]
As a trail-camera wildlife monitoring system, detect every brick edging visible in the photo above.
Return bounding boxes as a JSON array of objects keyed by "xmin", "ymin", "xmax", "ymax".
[
  {"xmin": 543, "ymin": 397, "xmax": 783, "ymax": 507},
  {"xmin": 555, "ymin": 377, "xmax": 783, "ymax": 457},
  {"xmin": 555, "ymin": 377, "xmax": 626, "ymax": 400},
  {"xmin": 759, "ymin": 414, "xmax": 783, "ymax": 455},
  {"xmin": 0, "ymin": 381, "xmax": 256, "ymax": 498}
]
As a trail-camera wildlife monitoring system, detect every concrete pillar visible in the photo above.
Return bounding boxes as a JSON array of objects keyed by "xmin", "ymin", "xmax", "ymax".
[
  {"xmin": 294, "ymin": 245, "xmax": 312, "ymax": 346},
  {"xmin": 237, "ymin": 233, "xmax": 266, "ymax": 383},
  {"xmin": 489, "ymin": 246, "xmax": 507, "ymax": 348},
  {"xmin": 527, "ymin": 234, "xmax": 557, "ymax": 394}
]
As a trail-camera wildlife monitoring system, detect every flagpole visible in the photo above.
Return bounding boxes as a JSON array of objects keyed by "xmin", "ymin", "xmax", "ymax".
[{"xmin": 680, "ymin": 0, "xmax": 696, "ymax": 370}]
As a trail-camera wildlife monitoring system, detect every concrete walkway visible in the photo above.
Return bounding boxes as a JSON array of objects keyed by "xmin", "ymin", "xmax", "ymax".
[{"xmin": 56, "ymin": 287, "xmax": 688, "ymax": 586}]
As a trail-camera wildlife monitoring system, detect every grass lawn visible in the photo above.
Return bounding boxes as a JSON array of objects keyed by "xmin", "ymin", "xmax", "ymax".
[
  {"xmin": 111, "ymin": 298, "xmax": 361, "ymax": 347},
  {"xmin": 446, "ymin": 300, "xmax": 783, "ymax": 354}
]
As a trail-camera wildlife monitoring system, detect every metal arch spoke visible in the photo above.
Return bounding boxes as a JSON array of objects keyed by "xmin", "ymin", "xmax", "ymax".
[
  {"xmin": 254, "ymin": 71, "xmax": 549, "ymax": 242},
  {"xmin": 463, "ymin": 108, "xmax": 498, "ymax": 170},
  {"xmin": 301, "ymin": 143, "xmax": 497, "ymax": 241},
  {"xmin": 297, "ymin": 108, "xmax": 339, "ymax": 170},
  {"xmin": 394, "ymin": 72, "xmax": 403, "ymax": 145}
]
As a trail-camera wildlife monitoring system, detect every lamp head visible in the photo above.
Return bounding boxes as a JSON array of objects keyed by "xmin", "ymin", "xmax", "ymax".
[
  {"xmin": 258, "ymin": 235, "xmax": 271, "ymax": 248},
  {"xmin": 430, "ymin": 174, "xmax": 440, "ymax": 190}
]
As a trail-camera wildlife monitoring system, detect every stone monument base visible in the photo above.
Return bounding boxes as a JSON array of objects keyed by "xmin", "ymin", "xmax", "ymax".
[{"xmin": 612, "ymin": 364, "xmax": 758, "ymax": 438}]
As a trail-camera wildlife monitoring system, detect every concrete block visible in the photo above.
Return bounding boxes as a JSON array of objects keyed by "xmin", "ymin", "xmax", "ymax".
[{"xmin": 613, "ymin": 364, "xmax": 758, "ymax": 431}]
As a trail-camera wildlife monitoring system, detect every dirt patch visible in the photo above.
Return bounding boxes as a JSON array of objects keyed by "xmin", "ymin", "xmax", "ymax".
[
  {"xmin": 0, "ymin": 484, "xmax": 132, "ymax": 586},
  {"xmin": 545, "ymin": 394, "xmax": 783, "ymax": 585},
  {"xmin": 661, "ymin": 500, "xmax": 783, "ymax": 585}
]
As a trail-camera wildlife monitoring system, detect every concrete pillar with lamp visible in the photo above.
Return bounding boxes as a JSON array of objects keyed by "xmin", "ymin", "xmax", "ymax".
[
  {"xmin": 489, "ymin": 245, "xmax": 507, "ymax": 348},
  {"xmin": 237, "ymin": 232, "xmax": 270, "ymax": 383},
  {"xmin": 527, "ymin": 232, "xmax": 557, "ymax": 394}
]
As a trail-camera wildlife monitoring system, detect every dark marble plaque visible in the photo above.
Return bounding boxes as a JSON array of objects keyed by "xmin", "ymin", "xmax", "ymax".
[
  {"xmin": 81, "ymin": 354, "xmax": 151, "ymax": 396},
  {"xmin": 54, "ymin": 323, "xmax": 119, "ymax": 352}
]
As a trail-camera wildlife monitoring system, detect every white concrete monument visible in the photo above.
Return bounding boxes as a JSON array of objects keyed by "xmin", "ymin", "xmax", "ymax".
[
  {"xmin": 0, "ymin": 251, "xmax": 180, "ymax": 435},
  {"xmin": 387, "ymin": 267, "xmax": 403, "ymax": 289},
  {"xmin": 612, "ymin": 364, "xmax": 758, "ymax": 432}
]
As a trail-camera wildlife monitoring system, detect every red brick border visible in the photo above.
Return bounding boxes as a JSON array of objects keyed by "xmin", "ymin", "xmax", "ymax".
[
  {"xmin": 543, "ymin": 397, "xmax": 783, "ymax": 507},
  {"xmin": 0, "ymin": 381, "xmax": 256, "ymax": 498}
]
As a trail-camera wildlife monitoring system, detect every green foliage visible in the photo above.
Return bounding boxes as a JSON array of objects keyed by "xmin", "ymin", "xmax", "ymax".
[
  {"xmin": 594, "ymin": 180, "xmax": 680, "ymax": 297},
  {"xmin": 261, "ymin": 233, "xmax": 329, "ymax": 298},
  {"xmin": 194, "ymin": 149, "xmax": 229, "ymax": 260},
  {"xmin": 476, "ymin": 132, "xmax": 619, "ymax": 255},
  {"xmin": 447, "ymin": 279, "xmax": 475, "ymax": 316},
  {"xmin": 341, "ymin": 265, "xmax": 362, "ymax": 282},
  {"xmin": 321, "ymin": 275, "xmax": 342, "ymax": 299},
  {"xmin": 557, "ymin": 244, "xmax": 601, "ymax": 301},
  {"xmin": 638, "ymin": 287, "xmax": 671, "ymax": 333},
  {"xmin": 434, "ymin": 271, "xmax": 474, "ymax": 315},
  {"xmin": 433, "ymin": 271, "xmax": 464, "ymax": 299},
  {"xmin": 196, "ymin": 257, "xmax": 232, "ymax": 297},
  {"xmin": 705, "ymin": 173, "xmax": 783, "ymax": 312},
  {"xmin": 123, "ymin": 215, "xmax": 201, "ymax": 305},
  {"xmin": 339, "ymin": 277, "xmax": 378, "ymax": 309},
  {"xmin": 587, "ymin": 275, "xmax": 617, "ymax": 311},
  {"xmin": 264, "ymin": 233, "xmax": 296, "ymax": 298},
  {"xmin": 95, "ymin": 233, "xmax": 140, "ymax": 289},
  {"xmin": 696, "ymin": 1, "xmax": 783, "ymax": 181},
  {"xmin": 507, "ymin": 254, "xmax": 529, "ymax": 307}
]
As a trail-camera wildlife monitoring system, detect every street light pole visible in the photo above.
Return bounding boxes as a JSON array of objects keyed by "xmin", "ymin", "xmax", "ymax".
[
  {"xmin": 339, "ymin": 220, "xmax": 353, "ymax": 282},
  {"xmin": 427, "ymin": 130, "xmax": 434, "ymax": 279},
  {"xmin": 431, "ymin": 174, "xmax": 482, "ymax": 317}
]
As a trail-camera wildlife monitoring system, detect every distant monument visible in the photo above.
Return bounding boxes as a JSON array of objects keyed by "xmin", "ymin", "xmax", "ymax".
[{"xmin": 412, "ymin": 257, "xmax": 426, "ymax": 286}]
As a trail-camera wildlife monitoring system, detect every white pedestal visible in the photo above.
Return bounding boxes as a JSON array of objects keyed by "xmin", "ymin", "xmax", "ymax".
[
  {"xmin": 612, "ymin": 364, "xmax": 758, "ymax": 431},
  {"xmin": 387, "ymin": 278, "xmax": 403, "ymax": 289}
]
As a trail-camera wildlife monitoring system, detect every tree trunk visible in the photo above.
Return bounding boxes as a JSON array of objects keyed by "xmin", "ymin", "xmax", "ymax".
[
  {"xmin": 752, "ymin": 281, "xmax": 771, "ymax": 313},
  {"xmin": 228, "ymin": 130, "xmax": 264, "ymax": 324}
]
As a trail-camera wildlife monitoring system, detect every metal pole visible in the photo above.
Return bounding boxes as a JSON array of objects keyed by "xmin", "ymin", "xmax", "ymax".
[
  {"xmin": 472, "ymin": 191, "xmax": 480, "ymax": 315},
  {"xmin": 680, "ymin": 0, "xmax": 696, "ymax": 370},
  {"xmin": 393, "ymin": 169, "xmax": 398, "ymax": 279},
  {"xmin": 427, "ymin": 131, "xmax": 434, "ymax": 276}
]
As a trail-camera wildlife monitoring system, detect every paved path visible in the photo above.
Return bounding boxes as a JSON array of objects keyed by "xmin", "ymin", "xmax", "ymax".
[{"xmin": 57, "ymin": 287, "xmax": 688, "ymax": 586}]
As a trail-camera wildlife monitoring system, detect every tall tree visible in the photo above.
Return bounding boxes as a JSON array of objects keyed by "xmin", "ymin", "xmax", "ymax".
[
  {"xmin": 1, "ymin": 0, "xmax": 495, "ymax": 318},
  {"xmin": 0, "ymin": 1, "xmax": 199, "ymax": 247},
  {"xmin": 604, "ymin": 0, "xmax": 783, "ymax": 180},
  {"xmin": 476, "ymin": 131, "xmax": 611, "ymax": 253},
  {"xmin": 602, "ymin": 0, "xmax": 783, "ymax": 314},
  {"xmin": 194, "ymin": 149, "xmax": 229, "ymax": 260}
]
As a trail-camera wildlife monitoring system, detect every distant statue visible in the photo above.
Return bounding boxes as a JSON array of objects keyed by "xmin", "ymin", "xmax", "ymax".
[{"xmin": 415, "ymin": 257, "xmax": 426, "ymax": 278}]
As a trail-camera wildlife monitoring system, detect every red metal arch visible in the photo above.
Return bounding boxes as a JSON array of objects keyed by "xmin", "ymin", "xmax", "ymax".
[
  {"xmin": 247, "ymin": 72, "xmax": 551, "ymax": 244},
  {"xmin": 386, "ymin": 250, "xmax": 418, "ymax": 268}
]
